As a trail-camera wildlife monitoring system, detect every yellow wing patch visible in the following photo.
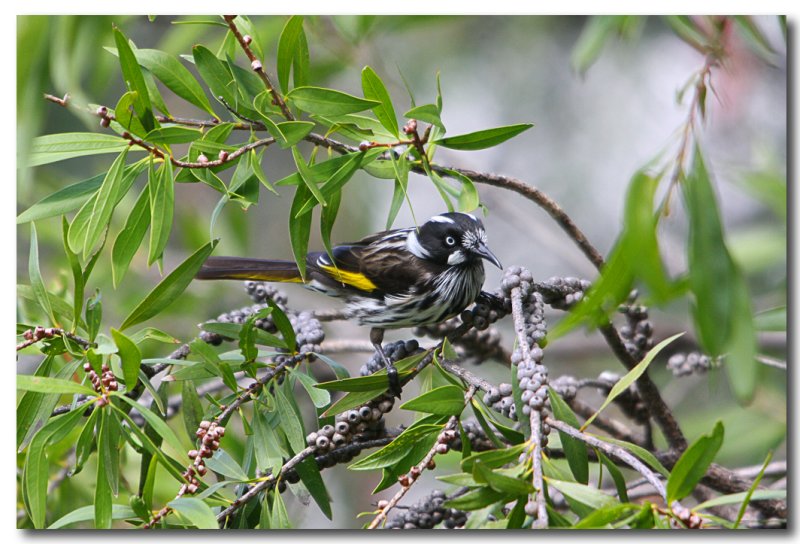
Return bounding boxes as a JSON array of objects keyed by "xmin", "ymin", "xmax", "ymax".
[{"xmin": 319, "ymin": 264, "xmax": 377, "ymax": 292}]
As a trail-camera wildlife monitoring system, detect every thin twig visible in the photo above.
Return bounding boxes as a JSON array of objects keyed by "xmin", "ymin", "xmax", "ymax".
[
  {"xmin": 17, "ymin": 326, "xmax": 95, "ymax": 352},
  {"xmin": 222, "ymin": 15, "xmax": 295, "ymax": 121}
]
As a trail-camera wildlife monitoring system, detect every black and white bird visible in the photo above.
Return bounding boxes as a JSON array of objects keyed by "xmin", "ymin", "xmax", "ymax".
[{"xmin": 196, "ymin": 212, "xmax": 502, "ymax": 396}]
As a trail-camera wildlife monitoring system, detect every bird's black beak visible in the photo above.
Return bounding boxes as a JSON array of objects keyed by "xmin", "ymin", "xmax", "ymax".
[{"xmin": 473, "ymin": 241, "xmax": 503, "ymax": 269}]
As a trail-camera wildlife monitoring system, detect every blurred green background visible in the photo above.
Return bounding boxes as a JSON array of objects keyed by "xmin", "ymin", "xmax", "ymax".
[{"xmin": 16, "ymin": 15, "xmax": 786, "ymax": 528}]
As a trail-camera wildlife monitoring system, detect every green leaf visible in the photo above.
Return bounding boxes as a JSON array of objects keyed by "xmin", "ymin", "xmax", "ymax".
[
  {"xmin": 286, "ymin": 86, "xmax": 380, "ymax": 116},
  {"xmin": 277, "ymin": 121, "xmax": 315, "ymax": 147},
  {"xmin": 472, "ymin": 460, "xmax": 533, "ymax": 496},
  {"xmin": 119, "ymin": 239, "xmax": 217, "ymax": 330},
  {"xmin": 168, "ymin": 497, "xmax": 219, "ymax": 529},
  {"xmin": 734, "ymin": 450, "xmax": 773, "ymax": 528},
  {"xmin": 49, "ymin": 504, "xmax": 136, "ymax": 529},
  {"xmin": 444, "ymin": 486, "xmax": 505, "ymax": 511},
  {"xmin": 82, "ymin": 147, "xmax": 131, "ymax": 258},
  {"xmin": 25, "ymin": 133, "xmax": 133, "ymax": 167},
  {"xmin": 596, "ymin": 450, "xmax": 629, "ymax": 503},
  {"xmin": 545, "ymin": 477, "xmax": 619, "ymax": 510},
  {"xmin": 399, "ymin": 384, "xmax": 465, "ymax": 416},
  {"xmin": 433, "ymin": 123, "xmax": 533, "ymax": 151},
  {"xmin": 694, "ymin": 489, "xmax": 785, "ymax": 512},
  {"xmin": 442, "ymin": 168, "xmax": 480, "ymax": 213},
  {"xmin": 113, "ymin": 91, "xmax": 147, "ymax": 138},
  {"xmin": 600, "ymin": 437, "xmax": 670, "ymax": 477},
  {"xmin": 622, "ymin": 171, "xmax": 672, "ymax": 301},
  {"xmin": 733, "ymin": 16, "xmax": 778, "ymax": 65},
  {"xmin": 16, "ymin": 375, "xmax": 95, "ymax": 395},
  {"xmin": 294, "ymin": 454, "xmax": 332, "ymax": 519},
  {"xmin": 180, "ymin": 380, "xmax": 204, "ymax": 441},
  {"xmin": 24, "ymin": 407, "xmax": 87, "ymax": 528},
  {"xmin": 28, "ymin": 223, "xmax": 57, "ymax": 326},
  {"xmin": 277, "ymin": 16, "xmax": 305, "ymax": 94},
  {"xmin": 144, "ymin": 126, "xmax": 203, "ymax": 144},
  {"xmin": 294, "ymin": 152, "xmax": 365, "ymax": 217},
  {"xmin": 61, "ymin": 218, "xmax": 84, "ymax": 331},
  {"xmin": 275, "ymin": 382, "xmax": 306, "ymax": 454},
  {"xmin": 571, "ymin": 16, "xmax": 623, "ymax": 74},
  {"xmin": 94, "ymin": 411, "xmax": 113, "ymax": 529},
  {"xmin": 291, "ymin": 147, "xmax": 327, "ymax": 208},
  {"xmin": 85, "ymin": 290, "xmax": 102, "ymax": 342},
  {"xmin": 683, "ymin": 146, "xmax": 757, "ymax": 402},
  {"xmin": 111, "ymin": 328, "xmax": 141, "ymax": 390},
  {"xmin": 547, "ymin": 387, "xmax": 589, "ymax": 484},
  {"xmin": 666, "ymin": 420, "xmax": 725, "ymax": 503},
  {"xmin": 349, "ymin": 424, "xmax": 442, "ymax": 470},
  {"xmin": 574, "ymin": 503, "xmax": 642, "ymax": 529},
  {"xmin": 113, "ymin": 26, "xmax": 156, "ymax": 132},
  {"xmin": 111, "ymin": 184, "xmax": 150, "ymax": 288},
  {"xmin": 404, "ymin": 103, "xmax": 444, "ymax": 130},
  {"xmin": 288, "ymin": 184, "xmax": 313, "ymax": 282},
  {"xmin": 133, "ymin": 48, "xmax": 217, "ymax": 117},
  {"xmin": 320, "ymin": 188, "xmax": 341, "ymax": 261},
  {"xmin": 754, "ymin": 306, "xmax": 785, "ymax": 332},
  {"xmin": 113, "ymin": 394, "xmax": 185, "ymax": 454},
  {"xmin": 148, "ymin": 160, "xmax": 174, "ymax": 265},
  {"xmin": 581, "ymin": 333, "xmax": 683, "ymax": 431},
  {"xmin": 204, "ymin": 449, "xmax": 250, "ymax": 481},
  {"xmin": 362, "ymin": 66, "xmax": 399, "ymax": 137},
  {"xmin": 192, "ymin": 44, "xmax": 237, "ymax": 108},
  {"xmin": 290, "ymin": 368, "xmax": 331, "ymax": 409},
  {"xmin": 270, "ymin": 490, "xmax": 291, "ymax": 528},
  {"xmin": 461, "ymin": 444, "xmax": 527, "ymax": 473},
  {"xmin": 18, "ymin": 175, "xmax": 103, "ymax": 224}
]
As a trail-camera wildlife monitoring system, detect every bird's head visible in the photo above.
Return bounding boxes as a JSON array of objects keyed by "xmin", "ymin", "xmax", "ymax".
[{"xmin": 407, "ymin": 212, "xmax": 502, "ymax": 269}]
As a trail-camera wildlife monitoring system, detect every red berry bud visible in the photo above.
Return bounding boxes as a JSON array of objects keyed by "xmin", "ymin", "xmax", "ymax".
[
  {"xmin": 251, "ymin": 60, "xmax": 262, "ymax": 71},
  {"xmin": 243, "ymin": 35, "xmax": 253, "ymax": 45},
  {"xmin": 218, "ymin": 150, "xmax": 229, "ymax": 162},
  {"xmin": 197, "ymin": 154, "xmax": 209, "ymax": 164}
]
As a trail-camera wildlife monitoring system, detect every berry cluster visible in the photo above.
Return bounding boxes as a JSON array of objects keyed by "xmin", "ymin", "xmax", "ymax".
[
  {"xmin": 536, "ymin": 276, "xmax": 592, "ymax": 311},
  {"xmin": 549, "ymin": 374, "xmax": 579, "ymax": 402},
  {"xmin": 305, "ymin": 395, "xmax": 395, "ymax": 454},
  {"xmin": 290, "ymin": 311, "xmax": 325, "ymax": 359},
  {"xmin": 84, "ymin": 361, "xmax": 118, "ymax": 407},
  {"xmin": 384, "ymin": 490, "xmax": 468, "ymax": 529},
  {"xmin": 360, "ymin": 339, "xmax": 422, "ymax": 376},
  {"xmin": 666, "ymin": 351, "xmax": 719, "ymax": 377},
  {"xmin": 500, "ymin": 267, "xmax": 551, "ymax": 446},
  {"xmin": 619, "ymin": 296, "xmax": 654, "ymax": 361},
  {"xmin": 483, "ymin": 382, "xmax": 517, "ymax": 419},
  {"xmin": 596, "ymin": 371, "xmax": 649, "ymax": 424},
  {"xmin": 244, "ymin": 281, "xmax": 289, "ymax": 307},
  {"xmin": 185, "ymin": 421, "xmax": 227, "ymax": 493},
  {"xmin": 450, "ymin": 419, "xmax": 500, "ymax": 452}
]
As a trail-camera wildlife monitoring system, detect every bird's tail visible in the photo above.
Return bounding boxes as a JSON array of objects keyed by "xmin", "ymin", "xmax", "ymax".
[{"xmin": 196, "ymin": 257, "xmax": 305, "ymax": 283}]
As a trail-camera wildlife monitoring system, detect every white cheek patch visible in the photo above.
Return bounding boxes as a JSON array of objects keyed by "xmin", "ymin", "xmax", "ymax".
[
  {"xmin": 430, "ymin": 215, "xmax": 455, "ymax": 224},
  {"xmin": 406, "ymin": 230, "xmax": 430, "ymax": 259},
  {"xmin": 447, "ymin": 250, "xmax": 466, "ymax": 265}
]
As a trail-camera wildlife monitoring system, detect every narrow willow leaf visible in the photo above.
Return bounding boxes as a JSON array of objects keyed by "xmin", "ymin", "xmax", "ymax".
[
  {"xmin": 49, "ymin": 504, "xmax": 136, "ymax": 529},
  {"xmin": 294, "ymin": 455, "xmax": 332, "ymax": 519},
  {"xmin": 271, "ymin": 490, "xmax": 291, "ymax": 528},
  {"xmin": 24, "ymin": 407, "xmax": 87, "ymax": 528},
  {"xmin": 581, "ymin": 333, "xmax": 683, "ymax": 431},
  {"xmin": 547, "ymin": 387, "xmax": 589, "ymax": 484},
  {"xmin": 277, "ymin": 16, "xmax": 305, "ymax": 94},
  {"xmin": 694, "ymin": 489, "xmax": 785, "ymax": 512},
  {"xmin": 596, "ymin": 450, "xmax": 629, "ymax": 503},
  {"xmin": 286, "ymin": 86, "xmax": 380, "ymax": 116},
  {"xmin": 734, "ymin": 450, "xmax": 773, "ymax": 528},
  {"xmin": 294, "ymin": 152, "xmax": 364, "ymax": 217},
  {"xmin": 112, "ymin": 394, "xmax": 185, "ymax": 454},
  {"xmin": 133, "ymin": 48, "xmax": 217, "ymax": 117},
  {"xmin": 571, "ymin": 16, "xmax": 622, "ymax": 74},
  {"xmin": 16, "ymin": 375, "xmax": 95, "ymax": 396},
  {"xmin": 111, "ymin": 184, "xmax": 150, "ymax": 288},
  {"xmin": 275, "ymin": 383, "xmax": 306, "ymax": 454},
  {"xmin": 192, "ymin": 45, "xmax": 236, "ymax": 107},
  {"xmin": 82, "ymin": 147, "xmax": 131, "ymax": 258},
  {"xmin": 288, "ymin": 184, "xmax": 313, "ymax": 281},
  {"xmin": 291, "ymin": 147, "xmax": 327, "ymax": 207},
  {"xmin": 290, "ymin": 368, "xmax": 331, "ymax": 409},
  {"xmin": 404, "ymin": 103, "xmax": 444, "ymax": 130},
  {"xmin": 94, "ymin": 411, "xmax": 112, "ymax": 529},
  {"xmin": 61, "ymin": 217, "xmax": 84, "ymax": 331},
  {"xmin": 18, "ymin": 175, "xmax": 103, "ymax": 224},
  {"xmin": 168, "ymin": 497, "xmax": 219, "ymax": 529},
  {"xmin": 26, "ymin": 133, "xmax": 132, "ymax": 167},
  {"xmin": 29, "ymin": 223, "xmax": 57, "ymax": 326},
  {"xmin": 432, "ymin": 123, "xmax": 533, "ymax": 151},
  {"xmin": 111, "ymin": 328, "xmax": 141, "ymax": 390},
  {"xmin": 144, "ymin": 126, "xmax": 203, "ymax": 144},
  {"xmin": 148, "ymin": 160, "xmax": 174, "ymax": 265},
  {"xmin": 349, "ymin": 424, "xmax": 442, "ymax": 470},
  {"xmin": 113, "ymin": 91, "xmax": 147, "ymax": 138},
  {"xmin": 444, "ymin": 486, "xmax": 505, "ymax": 511},
  {"xmin": 205, "ymin": 449, "xmax": 250, "ymax": 481},
  {"xmin": 113, "ymin": 26, "xmax": 156, "ymax": 132},
  {"xmin": 180, "ymin": 380, "xmax": 204, "ymax": 441},
  {"xmin": 472, "ymin": 460, "xmax": 532, "ymax": 496},
  {"xmin": 666, "ymin": 421, "xmax": 724, "ymax": 503},
  {"xmin": 442, "ymin": 168, "xmax": 480, "ymax": 212},
  {"xmin": 119, "ymin": 239, "xmax": 217, "ymax": 330},
  {"xmin": 399, "ymin": 385, "xmax": 465, "ymax": 416},
  {"xmin": 361, "ymin": 66, "xmax": 399, "ymax": 137},
  {"xmin": 320, "ymin": 188, "xmax": 341, "ymax": 261},
  {"xmin": 545, "ymin": 477, "xmax": 619, "ymax": 510}
]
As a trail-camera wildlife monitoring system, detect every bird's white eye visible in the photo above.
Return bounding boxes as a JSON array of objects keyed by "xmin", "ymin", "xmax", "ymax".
[{"xmin": 445, "ymin": 236, "xmax": 456, "ymax": 246}]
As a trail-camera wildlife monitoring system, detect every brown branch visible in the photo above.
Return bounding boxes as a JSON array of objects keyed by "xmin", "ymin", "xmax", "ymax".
[
  {"xmin": 17, "ymin": 326, "xmax": 95, "ymax": 352},
  {"xmin": 222, "ymin": 15, "xmax": 295, "ymax": 121}
]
